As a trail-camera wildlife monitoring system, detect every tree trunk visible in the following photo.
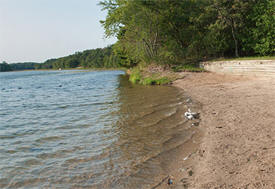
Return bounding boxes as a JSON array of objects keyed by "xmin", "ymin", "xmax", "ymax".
[
  {"xmin": 214, "ymin": 4, "xmax": 239, "ymax": 57},
  {"xmin": 230, "ymin": 20, "xmax": 239, "ymax": 57}
]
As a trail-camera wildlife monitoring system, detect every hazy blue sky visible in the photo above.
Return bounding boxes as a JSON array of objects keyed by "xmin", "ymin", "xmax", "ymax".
[{"xmin": 0, "ymin": 0, "xmax": 116, "ymax": 63}]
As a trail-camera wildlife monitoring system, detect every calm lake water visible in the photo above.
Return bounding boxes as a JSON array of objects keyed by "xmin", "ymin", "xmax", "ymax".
[{"xmin": 0, "ymin": 70, "xmax": 195, "ymax": 188}]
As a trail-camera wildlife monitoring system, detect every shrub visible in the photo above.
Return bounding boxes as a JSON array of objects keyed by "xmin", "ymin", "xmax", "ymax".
[
  {"xmin": 155, "ymin": 77, "xmax": 171, "ymax": 85},
  {"xmin": 129, "ymin": 70, "xmax": 141, "ymax": 84}
]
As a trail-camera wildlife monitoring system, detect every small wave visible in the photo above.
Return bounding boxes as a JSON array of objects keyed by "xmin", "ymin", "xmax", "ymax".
[
  {"xmin": 21, "ymin": 158, "xmax": 42, "ymax": 166},
  {"xmin": 35, "ymin": 136, "xmax": 63, "ymax": 143},
  {"xmin": 16, "ymin": 146, "xmax": 44, "ymax": 153},
  {"xmin": 36, "ymin": 146, "xmax": 83, "ymax": 160},
  {"xmin": 0, "ymin": 135, "xmax": 16, "ymax": 139},
  {"xmin": 4, "ymin": 150, "xmax": 17, "ymax": 154},
  {"xmin": 6, "ymin": 177, "xmax": 47, "ymax": 189},
  {"xmin": 127, "ymin": 107, "xmax": 179, "ymax": 129}
]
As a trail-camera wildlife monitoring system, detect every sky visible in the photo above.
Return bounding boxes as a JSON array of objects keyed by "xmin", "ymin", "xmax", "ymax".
[{"xmin": 0, "ymin": 0, "xmax": 117, "ymax": 63}]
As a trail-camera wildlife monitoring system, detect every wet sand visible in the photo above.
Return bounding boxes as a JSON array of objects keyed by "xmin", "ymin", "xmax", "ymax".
[{"xmin": 170, "ymin": 73, "xmax": 275, "ymax": 188}]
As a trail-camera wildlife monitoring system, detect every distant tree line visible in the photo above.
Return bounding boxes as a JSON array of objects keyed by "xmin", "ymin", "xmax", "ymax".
[
  {"xmin": 100, "ymin": 0, "xmax": 275, "ymax": 67},
  {"xmin": 11, "ymin": 62, "xmax": 40, "ymax": 70},
  {"xmin": 0, "ymin": 62, "xmax": 13, "ymax": 72},
  {"xmin": 0, "ymin": 62, "xmax": 39, "ymax": 72},
  {"xmin": 0, "ymin": 46, "xmax": 122, "ymax": 72},
  {"xmin": 2, "ymin": 1, "xmax": 274, "ymax": 72},
  {"xmin": 35, "ymin": 46, "xmax": 121, "ymax": 69}
]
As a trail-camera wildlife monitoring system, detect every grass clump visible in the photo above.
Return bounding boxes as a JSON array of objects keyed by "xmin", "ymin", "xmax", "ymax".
[
  {"xmin": 155, "ymin": 77, "xmax": 171, "ymax": 85},
  {"xmin": 128, "ymin": 65, "xmax": 174, "ymax": 85},
  {"xmin": 141, "ymin": 77, "xmax": 172, "ymax": 85},
  {"xmin": 129, "ymin": 69, "xmax": 141, "ymax": 84},
  {"xmin": 141, "ymin": 77, "xmax": 155, "ymax": 85}
]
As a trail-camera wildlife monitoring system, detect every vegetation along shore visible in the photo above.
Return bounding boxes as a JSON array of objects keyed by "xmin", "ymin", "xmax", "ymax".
[
  {"xmin": 1, "ymin": 0, "xmax": 274, "ymax": 187},
  {"xmin": 98, "ymin": 0, "xmax": 275, "ymax": 188},
  {"xmin": 2, "ymin": 0, "xmax": 274, "ymax": 76}
]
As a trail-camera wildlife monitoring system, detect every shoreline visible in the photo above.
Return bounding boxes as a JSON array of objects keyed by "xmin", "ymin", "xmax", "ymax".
[
  {"xmin": 0, "ymin": 68, "xmax": 126, "ymax": 73},
  {"xmin": 149, "ymin": 87, "xmax": 203, "ymax": 189},
  {"xmin": 172, "ymin": 72, "xmax": 275, "ymax": 188}
]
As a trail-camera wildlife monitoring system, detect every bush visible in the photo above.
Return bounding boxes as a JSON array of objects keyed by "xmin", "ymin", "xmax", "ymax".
[
  {"xmin": 129, "ymin": 65, "xmax": 174, "ymax": 85},
  {"xmin": 155, "ymin": 77, "xmax": 171, "ymax": 85},
  {"xmin": 129, "ymin": 70, "xmax": 141, "ymax": 84},
  {"xmin": 141, "ymin": 77, "xmax": 155, "ymax": 85}
]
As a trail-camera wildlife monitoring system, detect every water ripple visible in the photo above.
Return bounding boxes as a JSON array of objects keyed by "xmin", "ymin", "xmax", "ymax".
[{"xmin": 0, "ymin": 70, "xmax": 196, "ymax": 188}]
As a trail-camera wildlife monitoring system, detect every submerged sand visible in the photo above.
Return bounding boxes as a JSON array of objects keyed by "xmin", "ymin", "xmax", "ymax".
[{"xmin": 165, "ymin": 72, "xmax": 275, "ymax": 189}]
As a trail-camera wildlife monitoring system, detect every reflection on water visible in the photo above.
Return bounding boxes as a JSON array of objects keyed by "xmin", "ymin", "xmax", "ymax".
[{"xmin": 0, "ymin": 70, "xmax": 196, "ymax": 188}]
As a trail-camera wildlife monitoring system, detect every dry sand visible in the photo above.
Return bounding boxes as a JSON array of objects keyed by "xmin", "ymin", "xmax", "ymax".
[{"xmin": 169, "ymin": 73, "xmax": 275, "ymax": 189}]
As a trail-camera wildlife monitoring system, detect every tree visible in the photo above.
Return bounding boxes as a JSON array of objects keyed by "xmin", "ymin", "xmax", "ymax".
[
  {"xmin": 0, "ymin": 61, "xmax": 13, "ymax": 72},
  {"xmin": 249, "ymin": 0, "xmax": 275, "ymax": 55},
  {"xmin": 100, "ymin": 0, "xmax": 213, "ymax": 64},
  {"xmin": 210, "ymin": 0, "xmax": 251, "ymax": 57},
  {"xmin": 100, "ymin": 0, "xmax": 163, "ymax": 64}
]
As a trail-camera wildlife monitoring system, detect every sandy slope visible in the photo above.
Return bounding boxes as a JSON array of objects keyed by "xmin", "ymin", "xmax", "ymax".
[{"xmin": 173, "ymin": 73, "xmax": 275, "ymax": 189}]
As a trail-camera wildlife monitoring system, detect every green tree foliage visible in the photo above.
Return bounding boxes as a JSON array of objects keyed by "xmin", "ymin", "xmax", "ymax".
[
  {"xmin": 0, "ymin": 62, "xmax": 41, "ymax": 72},
  {"xmin": 248, "ymin": 0, "xmax": 275, "ymax": 55},
  {"xmin": 10, "ymin": 62, "xmax": 40, "ymax": 70},
  {"xmin": 0, "ymin": 62, "xmax": 13, "ymax": 72},
  {"xmin": 1, "ymin": 46, "xmax": 121, "ymax": 72},
  {"xmin": 100, "ymin": 0, "xmax": 274, "ymax": 66},
  {"xmin": 2, "ymin": 1, "xmax": 273, "ymax": 72},
  {"xmin": 100, "ymin": 1, "xmax": 165, "ymax": 65},
  {"xmin": 37, "ymin": 46, "xmax": 121, "ymax": 69},
  {"xmin": 35, "ymin": 59, "xmax": 55, "ymax": 69}
]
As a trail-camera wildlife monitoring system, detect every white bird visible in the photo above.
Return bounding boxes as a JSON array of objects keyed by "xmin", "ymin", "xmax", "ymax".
[{"xmin": 184, "ymin": 109, "xmax": 199, "ymax": 120}]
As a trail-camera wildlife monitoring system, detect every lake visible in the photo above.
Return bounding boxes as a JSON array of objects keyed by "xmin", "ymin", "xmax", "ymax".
[{"xmin": 0, "ymin": 70, "xmax": 195, "ymax": 188}]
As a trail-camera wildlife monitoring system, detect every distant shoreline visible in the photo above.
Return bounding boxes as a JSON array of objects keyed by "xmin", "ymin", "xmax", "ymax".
[{"xmin": 0, "ymin": 67, "xmax": 126, "ymax": 73}]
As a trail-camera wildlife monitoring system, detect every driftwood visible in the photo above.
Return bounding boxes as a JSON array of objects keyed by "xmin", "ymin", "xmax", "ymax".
[{"xmin": 151, "ymin": 175, "xmax": 169, "ymax": 189}]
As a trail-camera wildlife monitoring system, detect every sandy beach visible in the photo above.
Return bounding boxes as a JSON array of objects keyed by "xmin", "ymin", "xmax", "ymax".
[{"xmin": 166, "ymin": 72, "xmax": 275, "ymax": 188}]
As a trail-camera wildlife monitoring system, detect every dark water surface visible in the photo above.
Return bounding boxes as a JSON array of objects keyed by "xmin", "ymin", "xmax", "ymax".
[{"xmin": 0, "ymin": 70, "xmax": 194, "ymax": 188}]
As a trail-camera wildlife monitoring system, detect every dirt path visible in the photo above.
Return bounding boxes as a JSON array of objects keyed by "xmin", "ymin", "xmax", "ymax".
[{"xmin": 173, "ymin": 73, "xmax": 275, "ymax": 189}]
